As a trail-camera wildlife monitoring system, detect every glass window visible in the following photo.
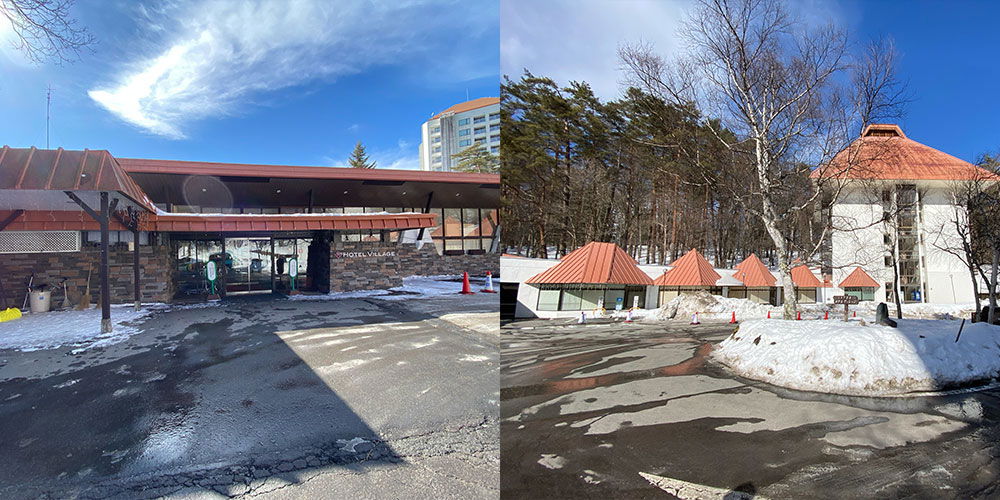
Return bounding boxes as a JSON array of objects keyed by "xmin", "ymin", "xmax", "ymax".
[
  {"xmin": 459, "ymin": 129, "xmax": 470, "ymax": 136},
  {"xmin": 474, "ymin": 137, "xmax": 485, "ymax": 144},
  {"xmin": 490, "ymin": 123, "xmax": 500, "ymax": 131},
  {"xmin": 489, "ymin": 113, "xmax": 500, "ymax": 121},
  {"xmin": 463, "ymin": 208, "xmax": 480, "ymax": 237},
  {"xmin": 603, "ymin": 289, "xmax": 626, "ymax": 310},
  {"xmin": 443, "ymin": 209, "xmax": 462, "ymax": 237},
  {"xmin": 432, "ymin": 127, "xmax": 440, "ymax": 133},
  {"xmin": 474, "ymin": 127, "xmax": 486, "ymax": 135},
  {"xmin": 490, "ymin": 135, "xmax": 500, "ymax": 143},
  {"xmin": 473, "ymin": 115, "xmax": 486, "ymax": 123},
  {"xmin": 537, "ymin": 289, "xmax": 561, "ymax": 311},
  {"xmin": 458, "ymin": 118, "xmax": 470, "ymax": 125},
  {"xmin": 433, "ymin": 146, "xmax": 441, "ymax": 153},
  {"xmin": 581, "ymin": 289, "xmax": 602, "ymax": 310},
  {"xmin": 463, "ymin": 238, "xmax": 481, "ymax": 251},
  {"xmin": 490, "ymin": 146, "xmax": 499, "ymax": 154},
  {"xmin": 561, "ymin": 290, "xmax": 583, "ymax": 311},
  {"xmin": 433, "ymin": 136, "xmax": 441, "ymax": 143},
  {"xmin": 459, "ymin": 139, "xmax": 472, "ymax": 147}
]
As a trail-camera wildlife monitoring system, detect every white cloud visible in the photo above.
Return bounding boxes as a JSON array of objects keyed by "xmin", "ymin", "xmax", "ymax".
[
  {"xmin": 501, "ymin": 0, "xmax": 690, "ymax": 100},
  {"xmin": 323, "ymin": 138, "xmax": 419, "ymax": 170},
  {"xmin": 89, "ymin": 0, "xmax": 496, "ymax": 138}
]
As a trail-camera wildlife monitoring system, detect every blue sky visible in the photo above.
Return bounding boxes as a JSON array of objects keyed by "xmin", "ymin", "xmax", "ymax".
[
  {"xmin": 0, "ymin": 0, "xmax": 499, "ymax": 169},
  {"xmin": 502, "ymin": 0, "xmax": 1000, "ymax": 164}
]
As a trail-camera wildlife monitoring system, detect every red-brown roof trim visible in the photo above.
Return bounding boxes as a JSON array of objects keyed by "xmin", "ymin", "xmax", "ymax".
[
  {"xmin": 526, "ymin": 242, "xmax": 653, "ymax": 286},
  {"xmin": 839, "ymin": 267, "xmax": 880, "ymax": 288}
]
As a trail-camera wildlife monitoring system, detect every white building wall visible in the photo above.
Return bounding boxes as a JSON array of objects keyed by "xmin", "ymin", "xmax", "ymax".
[{"xmin": 830, "ymin": 181, "xmax": 980, "ymax": 305}]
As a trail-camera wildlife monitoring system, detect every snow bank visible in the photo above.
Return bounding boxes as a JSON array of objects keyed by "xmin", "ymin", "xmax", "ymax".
[
  {"xmin": 713, "ymin": 318, "xmax": 1000, "ymax": 396},
  {"xmin": 644, "ymin": 292, "xmax": 774, "ymax": 321},
  {"xmin": 643, "ymin": 291, "xmax": 976, "ymax": 322},
  {"xmin": 0, "ymin": 304, "xmax": 156, "ymax": 352}
]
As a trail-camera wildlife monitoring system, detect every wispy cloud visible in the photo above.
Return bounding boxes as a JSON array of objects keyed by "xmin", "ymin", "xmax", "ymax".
[
  {"xmin": 89, "ymin": 0, "xmax": 496, "ymax": 138},
  {"xmin": 322, "ymin": 139, "xmax": 419, "ymax": 170}
]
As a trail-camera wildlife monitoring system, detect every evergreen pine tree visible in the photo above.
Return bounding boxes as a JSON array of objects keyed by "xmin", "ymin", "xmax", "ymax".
[{"xmin": 348, "ymin": 141, "xmax": 376, "ymax": 169}]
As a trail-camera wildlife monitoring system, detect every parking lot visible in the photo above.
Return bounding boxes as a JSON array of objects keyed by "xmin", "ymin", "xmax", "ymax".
[
  {"xmin": 0, "ymin": 290, "xmax": 499, "ymax": 499},
  {"xmin": 501, "ymin": 319, "xmax": 1000, "ymax": 499}
]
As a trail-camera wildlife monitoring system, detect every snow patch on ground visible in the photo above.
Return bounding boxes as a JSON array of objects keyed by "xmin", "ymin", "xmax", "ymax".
[
  {"xmin": 286, "ymin": 275, "xmax": 490, "ymax": 302},
  {"xmin": 713, "ymin": 318, "xmax": 1000, "ymax": 396},
  {"xmin": 537, "ymin": 454, "xmax": 566, "ymax": 469},
  {"xmin": 0, "ymin": 304, "xmax": 158, "ymax": 352}
]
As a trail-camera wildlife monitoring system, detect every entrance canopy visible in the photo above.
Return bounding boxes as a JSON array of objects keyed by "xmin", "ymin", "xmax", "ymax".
[
  {"xmin": 0, "ymin": 147, "xmax": 156, "ymax": 213},
  {"xmin": 120, "ymin": 158, "xmax": 500, "ymax": 209}
]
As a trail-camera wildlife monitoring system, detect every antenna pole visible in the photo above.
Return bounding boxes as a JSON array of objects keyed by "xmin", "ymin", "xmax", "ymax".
[{"xmin": 46, "ymin": 85, "xmax": 51, "ymax": 149}]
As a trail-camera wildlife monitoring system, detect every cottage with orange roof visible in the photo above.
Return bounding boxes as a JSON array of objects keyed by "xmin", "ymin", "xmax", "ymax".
[
  {"xmin": 653, "ymin": 248, "xmax": 725, "ymax": 304},
  {"xmin": 727, "ymin": 254, "xmax": 778, "ymax": 304},
  {"xmin": 790, "ymin": 264, "xmax": 823, "ymax": 303},
  {"xmin": 814, "ymin": 124, "xmax": 998, "ymax": 304},
  {"xmin": 521, "ymin": 242, "xmax": 653, "ymax": 317}
]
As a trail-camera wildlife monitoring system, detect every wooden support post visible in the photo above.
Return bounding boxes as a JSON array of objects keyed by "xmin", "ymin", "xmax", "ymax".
[
  {"xmin": 416, "ymin": 191, "xmax": 434, "ymax": 242},
  {"xmin": 0, "ymin": 209, "xmax": 25, "ymax": 231},
  {"xmin": 99, "ymin": 192, "xmax": 112, "ymax": 333},
  {"xmin": 308, "ymin": 189, "xmax": 314, "ymax": 214},
  {"xmin": 133, "ymin": 230, "xmax": 141, "ymax": 311}
]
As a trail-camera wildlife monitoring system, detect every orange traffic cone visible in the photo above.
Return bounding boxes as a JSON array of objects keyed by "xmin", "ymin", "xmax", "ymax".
[
  {"xmin": 459, "ymin": 272, "xmax": 475, "ymax": 295},
  {"xmin": 853, "ymin": 311, "xmax": 856, "ymax": 318},
  {"xmin": 481, "ymin": 271, "xmax": 497, "ymax": 293},
  {"xmin": 796, "ymin": 311, "xmax": 801, "ymax": 321},
  {"xmin": 767, "ymin": 310, "xmax": 771, "ymax": 319},
  {"xmin": 824, "ymin": 310, "xmax": 829, "ymax": 320},
  {"xmin": 729, "ymin": 311, "xmax": 738, "ymax": 324}
]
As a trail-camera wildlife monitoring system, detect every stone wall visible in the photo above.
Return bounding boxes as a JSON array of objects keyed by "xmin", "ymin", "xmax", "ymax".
[
  {"xmin": 328, "ymin": 242, "xmax": 500, "ymax": 292},
  {"xmin": 0, "ymin": 242, "xmax": 175, "ymax": 307}
]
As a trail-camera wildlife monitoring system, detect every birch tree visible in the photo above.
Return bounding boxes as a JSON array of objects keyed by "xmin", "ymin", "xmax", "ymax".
[{"xmin": 620, "ymin": 0, "xmax": 905, "ymax": 319}]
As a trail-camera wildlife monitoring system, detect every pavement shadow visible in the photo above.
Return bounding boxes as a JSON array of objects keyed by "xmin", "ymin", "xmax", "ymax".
[{"xmin": 0, "ymin": 293, "xmax": 436, "ymax": 498}]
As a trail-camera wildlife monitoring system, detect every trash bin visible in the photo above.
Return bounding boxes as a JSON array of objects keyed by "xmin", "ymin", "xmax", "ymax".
[{"xmin": 29, "ymin": 290, "xmax": 52, "ymax": 313}]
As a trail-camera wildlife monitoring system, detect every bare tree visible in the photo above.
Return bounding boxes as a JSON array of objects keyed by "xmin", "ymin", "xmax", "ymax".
[
  {"xmin": 621, "ymin": 0, "xmax": 906, "ymax": 318},
  {"xmin": 0, "ymin": 0, "xmax": 94, "ymax": 63}
]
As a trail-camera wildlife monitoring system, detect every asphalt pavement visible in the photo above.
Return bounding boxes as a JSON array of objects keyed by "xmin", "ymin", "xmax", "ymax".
[
  {"xmin": 0, "ymin": 290, "xmax": 500, "ymax": 499},
  {"xmin": 501, "ymin": 318, "xmax": 1000, "ymax": 499}
]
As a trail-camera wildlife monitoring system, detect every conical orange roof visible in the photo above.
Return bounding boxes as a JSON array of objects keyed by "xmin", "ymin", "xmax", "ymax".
[
  {"xmin": 791, "ymin": 264, "xmax": 822, "ymax": 287},
  {"xmin": 839, "ymin": 267, "xmax": 880, "ymax": 288},
  {"xmin": 525, "ymin": 242, "xmax": 653, "ymax": 285},
  {"xmin": 732, "ymin": 253, "xmax": 776, "ymax": 287},
  {"xmin": 654, "ymin": 249, "xmax": 721, "ymax": 286}
]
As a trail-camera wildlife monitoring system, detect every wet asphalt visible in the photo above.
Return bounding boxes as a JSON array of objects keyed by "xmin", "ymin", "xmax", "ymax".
[
  {"xmin": 500, "ymin": 319, "xmax": 1000, "ymax": 499},
  {"xmin": 0, "ymin": 290, "xmax": 500, "ymax": 499}
]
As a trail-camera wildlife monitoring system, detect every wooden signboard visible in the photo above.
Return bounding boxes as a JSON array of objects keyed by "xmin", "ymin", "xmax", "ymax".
[{"xmin": 833, "ymin": 295, "xmax": 858, "ymax": 321}]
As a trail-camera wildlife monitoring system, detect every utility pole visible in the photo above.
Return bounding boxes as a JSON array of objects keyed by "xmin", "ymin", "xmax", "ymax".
[{"xmin": 46, "ymin": 85, "xmax": 51, "ymax": 149}]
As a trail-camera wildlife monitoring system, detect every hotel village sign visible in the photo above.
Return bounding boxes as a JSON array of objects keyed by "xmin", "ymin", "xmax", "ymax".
[{"xmin": 333, "ymin": 250, "xmax": 397, "ymax": 259}]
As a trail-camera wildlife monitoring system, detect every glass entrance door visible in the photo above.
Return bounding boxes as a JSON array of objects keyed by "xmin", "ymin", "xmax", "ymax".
[{"xmin": 224, "ymin": 238, "xmax": 273, "ymax": 293}]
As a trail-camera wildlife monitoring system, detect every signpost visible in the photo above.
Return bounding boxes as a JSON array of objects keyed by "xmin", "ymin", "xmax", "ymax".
[
  {"xmin": 833, "ymin": 295, "xmax": 859, "ymax": 321},
  {"xmin": 206, "ymin": 260, "xmax": 219, "ymax": 300}
]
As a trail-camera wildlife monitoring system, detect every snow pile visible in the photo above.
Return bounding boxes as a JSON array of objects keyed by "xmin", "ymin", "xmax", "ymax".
[
  {"xmin": 713, "ymin": 318, "xmax": 1000, "ymax": 396},
  {"xmin": 0, "ymin": 304, "xmax": 155, "ymax": 352},
  {"xmin": 645, "ymin": 292, "xmax": 775, "ymax": 321}
]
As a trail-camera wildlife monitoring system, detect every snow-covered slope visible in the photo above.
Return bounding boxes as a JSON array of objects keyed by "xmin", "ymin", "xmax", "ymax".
[{"xmin": 713, "ymin": 318, "xmax": 1000, "ymax": 396}]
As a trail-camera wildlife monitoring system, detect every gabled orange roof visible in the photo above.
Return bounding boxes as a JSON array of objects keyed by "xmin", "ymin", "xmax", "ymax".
[
  {"xmin": 812, "ymin": 124, "xmax": 998, "ymax": 181},
  {"xmin": 732, "ymin": 253, "xmax": 776, "ymax": 287},
  {"xmin": 431, "ymin": 97, "xmax": 500, "ymax": 119},
  {"xmin": 654, "ymin": 248, "xmax": 721, "ymax": 287},
  {"xmin": 839, "ymin": 267, "xmax": 880, "ymax": 288},
  {"xmin": 525, "ymin": 242, "xmax": 653, "ymax": 286},
  {"xmin": 791, "ymin": 264, "xmax": 822, "ymax": 287}
]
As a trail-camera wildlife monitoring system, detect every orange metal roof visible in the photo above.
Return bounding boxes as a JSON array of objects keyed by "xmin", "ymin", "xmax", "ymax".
[
  {"xmin": 118, "ymin": 157, "xmax": 499, "ymax": 185},
  {"xmin": 654, "ymin": 248, "xmax": 721, "ymax": 287},
  {"xmin": 0, "ymin": 210, "xmax": 435, "ymax": 233},
  {"xmin": 430, "ymin": 97, "xmax": 500, "ymax": 119},
  {"xmin": 0, "ymin": 147, "xmax": 156, "ymax": 211},
  {"xmin": 525, "ymin": 242, "xmax": 654, "ymax": 285},
  {"xmin": 839, "ymin": 267, "xmax": 880, "ymax": 288},
  {"xmin": 812, "ymin": 124, "xmax": 998, "ymax": 181},
  {"xmin": 732, "ymin": 253, "xmax": 776, "ymax": 287},
  {"xmin": 791, "ymin": 264, "xmax": 822, "ymax": 288}
]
